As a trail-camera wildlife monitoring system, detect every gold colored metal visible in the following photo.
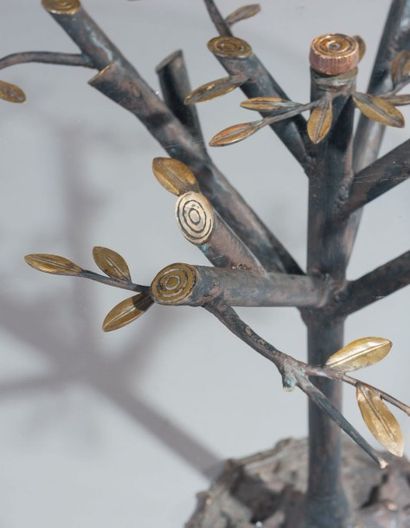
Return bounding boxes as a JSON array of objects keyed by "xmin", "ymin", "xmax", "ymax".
[
  {"xmin": 240, "ymin": 97, "xmax": 298, "ymax": 111},
  {"xmin": 42, "ymin": 0, "xmax": 81, "ymax": 15},
  {"xmin": 24, "ymin": 254, "xmax": 82, "ymax": 275},
  {"xmin": 0, "ymin": 80, "xmax": 26, "ymax": 103},
  {"xmin": 356, "ymin": 384, "xmax": 404, "ymax": 457},
  {"xmin": 307, "ymin": 97, "xmax": 333, "ymax": 144},
  {"xmin": 353, "ymin": 92, "xmax": 405, "ymax": 128},
  {"xmin": 92, "ymin": 246, "xmax": 131, "ymax": 281},
  {"xmin": 176, "ymin": 192, "xmax": 214, "ymax": 245},
  {"xmin": 391, "ymin": 50, "xmax": 410, "ymax": 84},
  {"xmin": 152, "ymin": 157, "xmax": 199, "ymax": 196},
  {"xmin": 208, "ymin": 36, "xmax": 253, "ymax": 59},
  {"xmin": 309, "ymin": 34, "xmax": 359, "ymax": 75},
  {"xmin": 151, "ymin": 263, "xmax": 197, "ymax": 305},
  {"xmin": 225, "ymin": 4, "xmax": 261, "ymax": 26},
  {"xmin": 353, "ymin": 35, "xmax": 366, "ymax": 61},
  {"xmin": 210, "ymin": 121, "xmax": 260, "ymax": 147},
  {"xmin": 326, "ymin": 337, "xmax": 392, "ymax": 373},
  {"xmin": 103, "ymin": 292, "xmax": 153, "ymax": 332},
  {"xmin": 185, "ymin": 75, "xmax": 246, "ymax": 105}
]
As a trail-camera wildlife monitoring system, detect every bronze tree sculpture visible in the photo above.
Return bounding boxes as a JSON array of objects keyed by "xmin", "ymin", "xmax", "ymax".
[{"xmin": 2, "ymin": 0, "xmax": 410, "ymax": 526}]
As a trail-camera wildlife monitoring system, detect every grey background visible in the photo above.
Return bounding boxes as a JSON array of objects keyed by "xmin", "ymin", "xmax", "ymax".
[{"xmin": 0, "ymin": 1, "xmax": 409, "ymax": 526}]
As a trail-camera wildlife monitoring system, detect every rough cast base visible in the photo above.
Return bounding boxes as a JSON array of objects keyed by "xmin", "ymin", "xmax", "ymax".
[{"xmin": 186, "ymin": 438, "xmax": 410, "ymax": 528}]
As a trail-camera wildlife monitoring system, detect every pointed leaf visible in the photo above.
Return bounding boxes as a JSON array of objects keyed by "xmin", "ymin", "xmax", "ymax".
[
  {"xmin": 103, "ymin": 293, "xmax": 153, "ymax": 332},
  {"xmin": 383, "ymin": 94, "xmax": 410, "ymax": 106},
  {"xmin": 240, "ymin": 96, "xmax": 301, "ymax": 112},
  {"xmin": 307, "ymin": 97, "xmax": 333, "ymax": 144},
  {"xmin": 325, "ymin": 337, "xmax": 391, "ymax": 373},
  {"xmin": 353, "ymin": 35, "xmax": 366, "ymax": 61},
  {"xmin": 353, "ymin": 92, "xmax": 405, "ymax": 128},
  {"xmin": 185, "ymin": 75, "xmax": 246, "ymax": 105},
  {"xmin": 24, "ymin": 254, "xmax": 82, "ymax": 276},
  {"xmin": 92, "ymin": 246, "xmax": 131, "ymax": 281},
  {"xmin": 0, "ymin": 80, "xmax": 26, "ymax": 103},
  {"xmin": 209, "ymin": 120, "xmax": 261, "ymax": 147},
  {"xmin": 391, "ymin": 50, "xmax": 410, "ymax": 84},
  {"xmin": 356, "ymin": 384, "xmax": 404, "ymax": 457},
  {"xmin": 152, "ymin": 157, "xmax": 199, "ymax": 196},
  {"xmin": 225, "ymin": 4, "xmax": 261, "ymax": 26}
]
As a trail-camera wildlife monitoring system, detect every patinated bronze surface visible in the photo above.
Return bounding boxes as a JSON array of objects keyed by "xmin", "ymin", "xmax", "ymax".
[{"xmin": 3, "ymin": 0, "xmax": 410, "ymax": 526}]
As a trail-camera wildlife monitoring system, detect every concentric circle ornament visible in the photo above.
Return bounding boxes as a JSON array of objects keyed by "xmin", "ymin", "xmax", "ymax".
[
  {"xmin": 151, "ymin": 263, "xmax": 197, "ymax": 305},
  {"xmin": 309, "ymin": 34, "xmax": 359, "ymax": 75},
  {"xmin": 208, "ymin": 36, "xmax": 253, "ymax": 59},
  {"xmin": 42, "ymin": 0, "xmax": 81, "ymax": 15},
  {"xmin": 176, "ymin": 192, "xmax": 214, "ymax": 245}
]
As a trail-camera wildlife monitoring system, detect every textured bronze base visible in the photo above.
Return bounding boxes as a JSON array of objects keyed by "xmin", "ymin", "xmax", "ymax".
[{"xmin": 186, "ymin": 438, "xmax": 410, "ymax": 528}]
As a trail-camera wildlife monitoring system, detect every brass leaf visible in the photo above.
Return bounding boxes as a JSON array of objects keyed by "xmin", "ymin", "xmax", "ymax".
[
  {"xmin": 325, "ymin": 337, "xmax": 391, "ymax": 373},
  {"xmin": 307, "ymin": 97, "xmax": 333, "ymax": 144},
  {"xmin": 103, "ymin": 293, "xmax": 153, "ymax": 332},
  {"xmin": 225, "ymin": 4, "xmax": 261, "ymax": 26},
  {"xmin": 353, "ymin": 35, "xmax": 366, "ymax": 61},
  {"xmin": 356, "ymin": 384, "xmax": 404, "ymax": 457},
  {"xmin": 353, "ymin": 92, "xmax": 405, "ymax": 128},
  {"xmin": 0, "ymin": 80, "xmax": 26, "ymax": 103},
  {"xmin": 384, "ymin": 94, "xmax": 410, "ymax": 106},
  {"xmin": 391, "ymin": 50, "xmax": 410, "ymax": 84},
  {"xmin": 152, "ymin": 157, "xmax": 199, "ymax": 196},
  {"xmin": 24, "ymin": 253, "xmax": 82, "ymax": 276},
  {"xmin": 185, "ymin": 75, "xmax": 246, "ymax": 105},
  {"xmin": 240, "ymin": 97, "xmax": 300, "ymax": 111},
  {"xmin": 92, "ymin": 246, "xmax": 131, "ymax": 281},
  {"xmin": 209, "ymin": 121, "xmax": 261, "ymax": 147}
]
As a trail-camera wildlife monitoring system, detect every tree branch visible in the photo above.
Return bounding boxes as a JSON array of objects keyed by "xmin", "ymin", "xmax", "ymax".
[
  {"xmin": 0, "ymin": 51, "xmax": 93, "ymax": 70},
  {"xmin": 150, "ymin": 264, "xmax": 328, "ymax": 308},
  {"xmin": 203, "ymin": 0, "xmax": 232, "ymax": 36},
  {"xmin": 79, "ymin": 270, "xmax": 149, "ymax": 293},
  {"xmin": 339, "ymin": 139, "xmax": 410, "ymax": 218},
  {"xmin": 204, "ymin": 300, "xmax": 388, "ymax": 469},
  {"xmin": 333, "ymin": 250, "xmax": 410, "ymax": 316}
]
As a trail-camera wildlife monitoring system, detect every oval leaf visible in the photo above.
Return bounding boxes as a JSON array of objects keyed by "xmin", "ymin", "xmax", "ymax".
[
  {"xmin": 185, "ymin": 74, "xmax": 246, "ymax": 105},
  {"xmin": 391, "ymin": 50, "xmax": 410, "ymax": 84},
  {"xmin": 356, "ymin": 384, "xmax": 404, "ymax": 457},
  {"xmin": 307, "ymin": 97, "xmax": 333, "ymax": 144},
  {"xmin": 24, "ymin": 253, "xmax": 82, "ymax": 276},
  {"xmin": 103, "ymin": 293, "xmax": 153, "ymax": 332},
  {"xmin": 209, "ymin": 120, "xmax": 261, "ymax": 147},
  {"xmin": 225, "ymin": 4, "xmax": 261, "ymax": 26},
  {"xmin": 383, "ymin": 94, "xmax": 410, "ymax": 106},
  {"xmin": 93, "ymin": 246, "xmax": 131, "ymax": 281},
  {"xmin": 0, "ymin": 80, "xmax": 26, "ymax": 103},
  {"xmin": 353, "ymin": 92, "xmax": 405, "ymax": 128},
  {"xmin": 152, "ymin": 157, "xmax": 199, "ymax": 196},
  {"xmin": 240, "ymin": 97, "xmax": 300, "ymax": 112},
  {"xmin": 326, "ymin": 337, "xmax": 391, "ymax": 373}
]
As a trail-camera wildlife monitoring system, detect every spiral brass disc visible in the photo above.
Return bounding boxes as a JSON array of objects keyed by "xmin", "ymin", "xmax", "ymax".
[
  {"xmin": 151, "ymin": 263, "xmax": 197, "ymax": 305},
  {"xmin": 208, "ymin": 37, "xmax": 253, "ymax": 59},
  {"xmin": 309, "ymin": 34, "xmax": 359, "ymax": 75},
  {"xmin": 42, "ymin": 0, "xmax": 81, "ymax": 15},
  {"xmin": 176, "ymin": 192, "xmax": 214, "ymax": 245}
]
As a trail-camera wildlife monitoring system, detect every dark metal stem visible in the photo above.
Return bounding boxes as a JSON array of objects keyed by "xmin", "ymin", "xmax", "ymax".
[
  {"xmin": 304, "ymin": 69, "xmax": 357, "ymax": 528},
  {"xmin": 155, "ymin": 50, "xmax": 205, "ymax": 152},
  {"xmin": 203, "ymin": 0, "xmax": 232, "ymax": 36},
  {"xmin": 0, "ymin": 51, "xmax": 93, "ymax": 70},
  {"xmin": 80, "ymin": 270, "xmax": 149, "ymax": 293}
]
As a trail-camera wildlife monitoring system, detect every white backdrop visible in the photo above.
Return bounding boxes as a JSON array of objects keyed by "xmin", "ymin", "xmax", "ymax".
[{"xmin": 0, "ymin": 1, "xmax": 409, "ymax": 526}]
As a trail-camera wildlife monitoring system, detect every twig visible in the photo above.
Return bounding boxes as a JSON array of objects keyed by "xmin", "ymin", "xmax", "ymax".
[
  {"xmin": 0, "ymin": 51, "xmax": 93, "ymax": 70},
  {"xmin": 204, "ymin": 300, "xmax": 388, "ymax": 468},
  {"xmin": 79, "ymin": 270, "xmax": 149, "ymax": 293},
  {"xmin": 203, "ymin": 0, "xmax": 232, "ymax": 37}
]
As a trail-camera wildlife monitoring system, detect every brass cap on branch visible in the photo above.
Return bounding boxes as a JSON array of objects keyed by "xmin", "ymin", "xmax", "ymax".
[
  {"xmin": 151, "ymin": 263, "xmax": 197, "ymax": 305},
  {"xmin": 176, "ymin": 192, "xmax": 214, "ymax": 245},
  {"xmin": 208, "ymin": 36, "xmax": 253, "ymax": 59},
  {"xmin": 309, "ymin": 34, "xmax": 359, "ymax": 75},
  {"xmin": 42, "ymin": 0, "xmax": 81, "ymax": 15}
]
